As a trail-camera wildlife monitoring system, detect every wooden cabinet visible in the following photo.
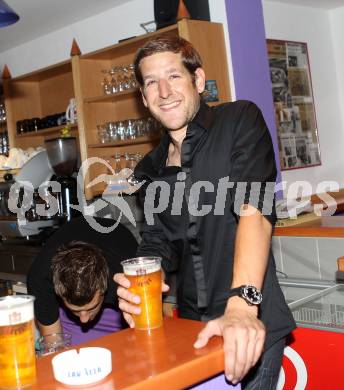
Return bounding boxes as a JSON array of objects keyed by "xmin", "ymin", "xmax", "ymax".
[
  {"xmin": 3, "ymin": 19, "xmax": 231, "ymax": 200},
  {"xmin": 3, "ymin": 61, "xmax": 76, "ymax": 150}
]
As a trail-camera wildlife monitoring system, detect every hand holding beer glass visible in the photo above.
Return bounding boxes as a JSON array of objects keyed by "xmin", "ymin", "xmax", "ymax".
[
  {"xmin": 0, "ymin": 295, "xmax": 36, "ymax": 389},
  {"xmin": 119, "ymin": 257, "xmax": 165, "ymax": 330}
]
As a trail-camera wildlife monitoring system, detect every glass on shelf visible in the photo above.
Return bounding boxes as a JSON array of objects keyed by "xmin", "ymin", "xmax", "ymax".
[
  {"xmin": 97, "ymin": 124, "xmax": 109, "ymax": 144},
  {"xmin": 100, "ymin": 64, "xmax": 138, "ymax": 96},
  {"xmin": 0, "ymin": 103, "xmax": 6, "ymax": 123},
  {"xmin": 96, "ymin": 117, "xmax": 161, "ymax": 145},
  {"xmin": 126, "ymin": 153, "xmax": 143, "ymax": 186},
  {"xmin": 101, "ymin": 70, "xmax": 113, "ymax": 95}
]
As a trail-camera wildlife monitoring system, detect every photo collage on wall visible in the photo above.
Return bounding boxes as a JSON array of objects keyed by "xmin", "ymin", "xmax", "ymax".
[{"xmin": 267, "ymin": 39, "xmax": 321, "ymax": 170}]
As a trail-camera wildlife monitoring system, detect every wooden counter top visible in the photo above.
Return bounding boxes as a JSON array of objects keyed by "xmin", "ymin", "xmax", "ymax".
[
  {"xmin": 274, "ymin": 216, "xmax": 344, "ymax": 237},
  {"xmin": 30, "ymin": 317, "xmax": 224, "ymax": 390}
]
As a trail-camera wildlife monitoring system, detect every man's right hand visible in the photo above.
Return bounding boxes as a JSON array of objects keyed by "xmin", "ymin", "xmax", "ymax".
[{"xmin": 113, "ymin": 273, "xmax": 169, "ymax": 328}]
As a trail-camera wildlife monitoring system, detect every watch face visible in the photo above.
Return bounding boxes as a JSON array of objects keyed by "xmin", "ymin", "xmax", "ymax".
[{"xmin": 242, "ymin": 285, "xmax": 263, "ymax": 305}]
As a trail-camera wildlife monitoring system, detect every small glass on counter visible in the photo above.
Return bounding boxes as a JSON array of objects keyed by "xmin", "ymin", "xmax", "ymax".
[{"xmin": 36, "ymin": 332, "xmax": 72, "ymax": 357}]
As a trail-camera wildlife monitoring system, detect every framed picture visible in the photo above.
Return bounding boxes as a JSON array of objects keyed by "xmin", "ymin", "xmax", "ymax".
[
  {"xmin": 202, "ymin": 80, "xmax": 219, "ymax": 102},
  {"xmin": 267, "ymin": 39, "xmax": 321, "ymax": 170}
]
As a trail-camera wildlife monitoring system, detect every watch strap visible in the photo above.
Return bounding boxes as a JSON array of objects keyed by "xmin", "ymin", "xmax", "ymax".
[
  {"xmin": 228, "ymin": 285, "xmax": 262, "ymax": 306},
  {"xmin": 227, "ymin": 286, "xmax": 242, "ymax": 298}
]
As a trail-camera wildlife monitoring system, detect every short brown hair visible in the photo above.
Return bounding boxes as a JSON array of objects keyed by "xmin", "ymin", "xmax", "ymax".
[
  {"xmin": 51, "ymin": 241, "xmax": 109, "ymax": 306},
  {"xmin": 134, "ymin": 34, "xmax": 203, "ymax": 86}
]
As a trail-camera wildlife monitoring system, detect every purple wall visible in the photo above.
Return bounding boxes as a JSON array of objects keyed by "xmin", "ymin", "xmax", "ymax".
[{"xmin": 224, "ymin": 0, "xmax": 282, "ymax": 197}]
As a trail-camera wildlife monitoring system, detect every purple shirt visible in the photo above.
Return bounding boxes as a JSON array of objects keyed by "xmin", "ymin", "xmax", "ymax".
[{"xmin": 59, "ymin": 305, "xmax": 123, "ymax": 346}]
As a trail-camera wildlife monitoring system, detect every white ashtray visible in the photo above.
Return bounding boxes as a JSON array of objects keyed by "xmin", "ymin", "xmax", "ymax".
[{"xmin": 52, "ymin": 347, "xmax": 112, "ymax": 386}]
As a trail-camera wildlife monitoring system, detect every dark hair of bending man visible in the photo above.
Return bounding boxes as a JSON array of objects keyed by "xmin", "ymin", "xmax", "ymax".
[
  {"xmin": 51, "ymin": 241, "xmax": 109, "ymax": 322},
  {"xmin": 28, "ymin": 216, "xmax": 138, "ymax": 345}
]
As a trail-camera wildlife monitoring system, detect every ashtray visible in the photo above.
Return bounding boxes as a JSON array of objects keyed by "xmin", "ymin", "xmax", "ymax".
[{"xmin": 52, "ymin": 347, "xmax": 112, "ymax": 386}]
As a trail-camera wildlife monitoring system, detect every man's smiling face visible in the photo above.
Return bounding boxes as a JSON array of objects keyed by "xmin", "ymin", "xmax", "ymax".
[{"xmin": 140, "ymin": 51, "xmax": 205, "ymax": 135}]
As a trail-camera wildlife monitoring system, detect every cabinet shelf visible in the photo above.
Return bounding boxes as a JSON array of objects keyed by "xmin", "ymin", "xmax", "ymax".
[
  {"xmin": 88, "ymin": 133, "xmax": 160, "ymax": 148},
  {"xmin": 84, "ymin": 88, "xmax": 140, "ymax": 103},
  {"xmin": 15, "ymin": 124, "xmax": 78, "ymax": 138}
]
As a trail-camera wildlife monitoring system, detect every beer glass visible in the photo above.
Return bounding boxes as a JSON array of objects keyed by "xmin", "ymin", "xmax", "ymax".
[
  {"xmin": 0, "ymin": 295, "xmax": 36, "ymax": 389},
  {"xmin": 121, "ymin": 257, "xmax": 162, "ymax": 330}
]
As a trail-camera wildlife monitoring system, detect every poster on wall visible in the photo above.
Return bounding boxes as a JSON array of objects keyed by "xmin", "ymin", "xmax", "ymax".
[{"xmin": 267, "ymin": 39, "xmax": 321, "ymax": 170}]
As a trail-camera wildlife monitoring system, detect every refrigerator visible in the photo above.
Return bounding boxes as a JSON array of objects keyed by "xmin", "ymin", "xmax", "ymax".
[{"xmin": 278, "ymin": 279, "xmax": 344, "ymax": 390}]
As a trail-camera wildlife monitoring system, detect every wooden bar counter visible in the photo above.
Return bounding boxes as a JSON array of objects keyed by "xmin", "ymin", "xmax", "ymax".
[
  {"xmin": 31, "ymin": 318, "xmax": 224, "ymax": 390},
  {"xmin": 274, "ymin": 216, "xmax": 344, "ymax": 237}
]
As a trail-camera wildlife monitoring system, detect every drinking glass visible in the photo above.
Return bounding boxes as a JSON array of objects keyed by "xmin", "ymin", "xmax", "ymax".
[
  {"xmin": 121, "ymin": 257, "xmax": 163, "ymax": 330},
  {"xmin": 37, "ymin": 332, "xmax": 72, "ymax": 357},
  {"xmin": 0, "ymin": 295, "xmax": 37, "ymax": 389},
  {"xmin": 97, "ymin": 124, "xmax": 109, "ymax": 144},
  {"xmin": 125, "ymin": 153, "xmax": 140, "ymax": 187},
  {"xmin": 101, "ymin": 70, "xmax": 112, "ymax": 95}
]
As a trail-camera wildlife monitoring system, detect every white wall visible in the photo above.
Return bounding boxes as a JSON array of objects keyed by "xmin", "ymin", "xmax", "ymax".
[
  {"xmin": 0, "ymin": 0, "xmax": 154, "ymax": 77},
  {"xmin": 0, "ymin": 0, "xmax": 230, "ymax": 80},
  {"xmin": 330, "ymin": 7, "xmax": 344, "ymax": 138},
  {"xmin": 263, "ymin": 1, "xmax": 344, "ymax": 197}
]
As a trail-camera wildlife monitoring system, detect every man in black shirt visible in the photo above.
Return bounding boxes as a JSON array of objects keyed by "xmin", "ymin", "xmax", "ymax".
[
  {"xmin": 27, "ymin": 216, "xmax": 137, "ymax": 345},
  {"xmin": 115, "ymin": 35, "xmax": 295, "ymax": 388}
]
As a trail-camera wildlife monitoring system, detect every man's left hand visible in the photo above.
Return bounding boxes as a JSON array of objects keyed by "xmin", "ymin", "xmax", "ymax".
[{"xmin": 193, "ymin": 298, "xmax": 266, "ymax": 384}]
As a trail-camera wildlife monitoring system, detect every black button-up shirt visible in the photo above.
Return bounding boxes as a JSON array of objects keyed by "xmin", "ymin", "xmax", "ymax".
[{"xmin": 135, "ymin": 100, "xmax": 295, "ymax": 349}]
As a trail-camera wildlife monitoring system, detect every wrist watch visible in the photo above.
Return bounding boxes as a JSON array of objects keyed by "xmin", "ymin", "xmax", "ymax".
[{"xmin": 228, "ymin": 285, "xmax": 263, "ymax": 306}]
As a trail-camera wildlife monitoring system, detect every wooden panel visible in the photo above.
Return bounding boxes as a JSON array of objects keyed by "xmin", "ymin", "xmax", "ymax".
[
  {"xmin": 13, "ymin": 61, "xmax": 71, "ymax": 82},
  {"xmin": 79, "ymin": 59, "xmax": 111, "ymax": 99},
  {"xmin": 81, "ymin": 24, "xmax": 179, "ymax": 60},
  {"xmin": 84, "ymin": 88, "xmax": 139, "ymax": 103},
  {"xmin": 14, "ymin": 135, "xmax": 46, "ymax": 149},
  {"xmin": 39, "ymin": 72, "xmax": 74, "ymax": 115},
  {"xmin": 6, "ymin": 81, "xmax": 42, "ymax": 120},
  {"xmin": 3, "ymin": 79, "xmax": 41, "ymax": 149},
  {"xmin": 178, "ymin": 19, "xmax": 231, "ymax": 103},
  {"xmin": 274, "ymin": 216, "xmax": 344, "ymax": 237}
]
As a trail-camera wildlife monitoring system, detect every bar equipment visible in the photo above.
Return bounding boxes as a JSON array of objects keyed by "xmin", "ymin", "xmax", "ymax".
[
  {"xmin": 44, "ymin": 137, "xmax": 78, "ymax": 222},
  {"xmin": 0, "ymin": 150, "xmax": 56, "ymax": 239}
]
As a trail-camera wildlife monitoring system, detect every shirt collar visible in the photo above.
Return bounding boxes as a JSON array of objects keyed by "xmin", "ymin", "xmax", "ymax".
[{"xmin": 136, "ymin": 100, "xmax": 215, "ymax": 177}]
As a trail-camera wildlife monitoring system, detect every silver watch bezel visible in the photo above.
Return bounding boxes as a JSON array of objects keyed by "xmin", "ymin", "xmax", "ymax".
[{"xmin": 241, "ymin": 285, "xmax": 263, "ymax": 305}]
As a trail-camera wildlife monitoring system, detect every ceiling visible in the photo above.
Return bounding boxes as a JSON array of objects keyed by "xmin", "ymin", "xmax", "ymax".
[
  {"xmin": 266, "ymin": 0, "xmax": 344, "ymax": 9},
  {"xmin": 0, "ymin": 0, "xmax": 133, "ymax": 53},
  {"xmin": 1, "ymin": 0, "xmax": 344, "ymax": 54}
]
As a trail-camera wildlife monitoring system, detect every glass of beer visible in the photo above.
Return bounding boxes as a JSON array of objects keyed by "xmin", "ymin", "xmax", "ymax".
[
  {"xmin": 121, "ymin": 257, "xmax": 162, "ymax": 330},
  {"xmin": 0, "ymin": 295, "xmax": 36, "ymax": 389}
]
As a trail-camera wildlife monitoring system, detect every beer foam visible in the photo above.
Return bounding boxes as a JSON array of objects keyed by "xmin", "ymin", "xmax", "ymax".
[
  {"xmin": 0, "ymin": 296, "xmax": 34, "ymax": 326},
  {"xmin": 123, "ymin": 263, "xmax": 161, "ymax": 276}
]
